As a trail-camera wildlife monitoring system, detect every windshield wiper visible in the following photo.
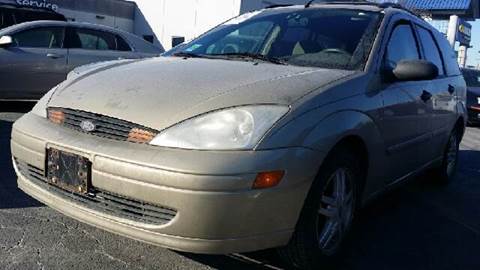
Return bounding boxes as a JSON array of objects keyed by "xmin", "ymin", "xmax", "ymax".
[
  {"xmin": 172, "ymin": 52, "xmax": 204, "ymax": 58},
  {"xmin": 210, "ymin": 53, "xmax": 288, "ymax": 65}
]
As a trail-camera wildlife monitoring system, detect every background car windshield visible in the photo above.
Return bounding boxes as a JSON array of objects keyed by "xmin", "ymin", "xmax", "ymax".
[{"xmin": 178, "ymin": 9, "xmax": 380, "ymax": 70}]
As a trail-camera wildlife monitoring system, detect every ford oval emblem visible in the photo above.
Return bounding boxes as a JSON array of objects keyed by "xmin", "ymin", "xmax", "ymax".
[{"xmin": 80, "ymin": 120, "xmax": 96, "ymax": 132}]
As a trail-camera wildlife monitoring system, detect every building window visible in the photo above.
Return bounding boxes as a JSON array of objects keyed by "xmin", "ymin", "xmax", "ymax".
[
  {"xmin": 143, "ymin": 35, "xmax": 154, "ymax": 44},
  {"xmin": 172, "ymin": 36, "xmax": 185, "ymax": 48}
]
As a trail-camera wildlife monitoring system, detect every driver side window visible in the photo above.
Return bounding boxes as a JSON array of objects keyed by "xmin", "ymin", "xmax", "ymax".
[
  {"xmin": 12, "ymin": 27, "xmax": 65, "ymax": 48},
  {"xmin": 385, "ymin": 23, "xmax": 420, "ymax": 69}
]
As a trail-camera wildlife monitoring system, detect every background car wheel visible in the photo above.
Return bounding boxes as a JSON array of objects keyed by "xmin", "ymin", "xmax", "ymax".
[
  {"xmin": 278, "ymin": 147, "xmax": 361, "ymax": 269},
  {"xmin": 432, "ymin": 130, "xmax": 460, "ymax": 184}
]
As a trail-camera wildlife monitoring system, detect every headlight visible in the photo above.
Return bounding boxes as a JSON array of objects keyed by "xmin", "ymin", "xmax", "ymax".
[
  {"xmin": 31, "ymin": 86, "xmax": 59, "ymax": 118},
  {"xmin": 150, "ymin": 105, "xmax": 289, "ymax": 150}
]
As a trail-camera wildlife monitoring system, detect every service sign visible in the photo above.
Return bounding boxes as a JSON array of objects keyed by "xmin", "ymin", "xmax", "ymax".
[
  {"xmin": 17, "ymin": 0, "xmax": 58, "ymax": 11},
  {"xmin": 0, "ymin": 0, "xmax": 60, "ymax": 11},
  {"xmin": 457, "ymin": 19, "xmax": 472, "ymax": 46}
]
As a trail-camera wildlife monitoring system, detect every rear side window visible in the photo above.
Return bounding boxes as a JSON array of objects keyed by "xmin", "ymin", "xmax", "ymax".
[
  {"xmin": 435, "ymin": 32, "xmax": 461, "ymax": 76},
  {"xmin": 416, "ymin": 26, "xmax": 444, "ymax": 76},
  {"xmin": 385, "ymin": 23, "xmax": 420, "ymax": 69},
  {"xmin": 69, "ymin": 28, "xmax": 131, "ymax": 51},
  {"xmin": 12, "ymin": 27, "xmax": 64, "ymax": 48},
  {"xmin": 116, "ymin": 35, "xmax": 132, "ymax": 51},
  {"xmin": 70, "ymin": 28, "xmax": 116, "ymax": 50}
]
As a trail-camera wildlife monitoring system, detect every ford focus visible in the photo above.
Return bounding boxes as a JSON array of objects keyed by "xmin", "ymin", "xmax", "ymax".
[{"xmin": 12, "ymin": 3, "xmax": 466, "ymax": 269}]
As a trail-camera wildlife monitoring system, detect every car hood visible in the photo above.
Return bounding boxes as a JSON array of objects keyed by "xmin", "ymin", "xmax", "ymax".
[{"xmin": 49, "ymin": 57, "xmax": 355, "ymax": 131}]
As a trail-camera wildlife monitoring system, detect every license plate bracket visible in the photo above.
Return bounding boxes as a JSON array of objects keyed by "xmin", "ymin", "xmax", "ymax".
[{"xmin": 46, "ymin": 148, "xmax": 91, "ymax": 194}]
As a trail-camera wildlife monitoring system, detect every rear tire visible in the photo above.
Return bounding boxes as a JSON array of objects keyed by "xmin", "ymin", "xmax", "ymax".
[
  {"xmin": 432, "ymin": 130, "xmax": 460, "ymax": 184},
  {"xmin": 278, "ymin": 147, "xmax": 361, "ymax": 269}
]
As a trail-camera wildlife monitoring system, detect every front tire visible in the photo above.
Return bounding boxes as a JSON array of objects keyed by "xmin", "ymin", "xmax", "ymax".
[{"xmin": 278, "ymin": 147, "xmax": 361, "ymax": 269}]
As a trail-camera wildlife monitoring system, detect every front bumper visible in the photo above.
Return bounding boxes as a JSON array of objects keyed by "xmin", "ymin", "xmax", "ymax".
[{"xmin": 11, "ymin": 113, "xmax": 321, "ymax": 254}]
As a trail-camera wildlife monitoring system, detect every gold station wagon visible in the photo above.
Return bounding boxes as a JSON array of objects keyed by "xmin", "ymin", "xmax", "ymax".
[{"xmin": 12, "ymin": 3, "xmax": 466, "ymax": 269}]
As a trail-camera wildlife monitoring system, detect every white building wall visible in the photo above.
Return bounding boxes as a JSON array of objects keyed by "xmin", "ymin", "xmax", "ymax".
[
  {"xmin": 133, "ymin": 0, "xmax": 309, "ymax": 50},
  {"xmin": 134, "ymin": 0, "xmax": 242, "ymax": 50}
]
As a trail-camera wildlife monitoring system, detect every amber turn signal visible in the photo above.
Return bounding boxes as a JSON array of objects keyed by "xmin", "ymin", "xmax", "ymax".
[
  {"xmin": 253, "ymin": 171, "xmax": 284, "ymax": 189},
  {"xmin": 48, "ymin": 109, "xmax": 65, "ymax": 124},
  {"xmin": 127, "ymin": 128, "xmax": 156, "ymax": 144}
]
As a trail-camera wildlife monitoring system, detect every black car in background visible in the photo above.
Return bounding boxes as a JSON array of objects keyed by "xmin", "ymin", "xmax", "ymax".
[
  {"xmin": 462, "ymin": 68, "xmax": 480, "ymax": 125},
  {"xmin": 0, "ymin": 4, "xmax": 66, "ymax": 30}
]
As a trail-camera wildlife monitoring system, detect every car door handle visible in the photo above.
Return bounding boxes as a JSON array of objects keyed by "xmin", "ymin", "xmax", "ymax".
[
  {"xmin": 448, "ymin": 84, "xmax": 455, "ymax": 95},
  {"xmin": 46, "ymin": 53, "xmax": 64, "ymax": 59},
  {"xmin": 421, "ymin": 90, "xmax": 432, "ymax": 102}
]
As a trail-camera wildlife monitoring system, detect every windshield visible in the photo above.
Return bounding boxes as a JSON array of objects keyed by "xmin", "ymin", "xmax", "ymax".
[{"xmin": 171, "ymin": 8, "xmax": 381, "ymax": 70}]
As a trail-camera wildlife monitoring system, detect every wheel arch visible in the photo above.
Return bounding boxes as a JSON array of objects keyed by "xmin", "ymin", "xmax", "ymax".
[
  {"xmin": 301, "ymin": 110, "xmax": 386, "ymax": 205},
  {"xmin": 454, "ymin": 115, "xmax": 466, "ymax": 140},
  {"xmin": 455, "ymin": 100, "xmax": 467, "ymax": 138}
]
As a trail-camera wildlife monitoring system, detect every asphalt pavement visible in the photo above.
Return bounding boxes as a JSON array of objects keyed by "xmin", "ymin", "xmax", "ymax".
[{"xmin": 0, "ymin": 102, "xmax": 479, "ymax": 270}]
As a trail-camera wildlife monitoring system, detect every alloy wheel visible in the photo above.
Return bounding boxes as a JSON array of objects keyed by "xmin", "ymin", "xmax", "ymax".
[
  {"xmin": 446, "ymin": 133, "xmax": 458, "ymax": 177},
  {"xmin": 316, "ymin": 168, "xmax": 355, "ymax": 255}
]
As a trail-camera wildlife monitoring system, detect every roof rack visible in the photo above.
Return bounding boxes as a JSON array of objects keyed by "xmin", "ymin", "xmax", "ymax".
[
  {"xmin": 301, "ymin": 1, "xmax": 424, "ymax": 19},
  {"xmin": 378, "ymin": 2, "xmax": 403, "ymax": 9},
  {"xmin": 265, "ymin": 4, "xmax": 294, "ymax": 9},
  {"xmin": 262, "ymin": 1, "xmax": 424, "ymax": 19}
]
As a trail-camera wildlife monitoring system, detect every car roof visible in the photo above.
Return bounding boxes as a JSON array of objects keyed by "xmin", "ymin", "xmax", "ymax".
[{"xmin": 0, "ymin": 20, "xmax": 131, "ymax": 35}]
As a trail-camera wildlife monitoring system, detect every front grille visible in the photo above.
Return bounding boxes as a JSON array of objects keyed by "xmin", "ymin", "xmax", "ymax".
[
  {"xmin": 16, "ymin": 159, "xmax": 177, "ymax": 226},
  {"xmin": 49, "ymin": 108, "xmax": 158, "ymax": 142}
]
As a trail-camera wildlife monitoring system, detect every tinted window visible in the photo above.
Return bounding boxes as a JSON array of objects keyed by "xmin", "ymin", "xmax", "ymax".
[
  {"xmin": 179, "ymin": 9, "xmax": 381, "ymax": 70},
  {"xmin": 12, "ymin": 27, "xmax": 64, "ymax": 48},
  {"xmin": 435, "ymin": 32, "xmax": 461, "ymax": 76},
  {"xmin": 70, "ymin": 28, "xmax": 116, "ymax": 50},
  {"xmin": 385, "ymin": 24, "xmax": 419, "ymax": 69},
  {"xmin": 0, "ymin": 9, "xmax": 15, "ymax": 29},
  {"xmin": 116, "ymin": 35, "xmax": 132, "ymax": 51},
  {"xmin": 1, "ymin": 8, "xmax": 65, "ymax": 30},
  {"xmin": 417, "ymin": 26, "xmax": 444, "ymax": 75}
]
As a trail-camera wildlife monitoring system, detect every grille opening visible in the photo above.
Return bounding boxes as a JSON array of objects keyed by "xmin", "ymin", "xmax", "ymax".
[
  {"xmin": 47, "ymin": 108, "xmax": 158, "ymax": 143},
  {"xmin": 16, "ymin": 159, "xmax": 176, "ymax": 226}
]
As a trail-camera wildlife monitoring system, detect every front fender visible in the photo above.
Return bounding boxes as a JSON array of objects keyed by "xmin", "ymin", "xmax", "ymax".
[
  {"xmin": 304, "ymin": 110, "xmax": 387, "ymax": 204},
  {"xmin": 302, "ymin": 110, "xmax": 382, "ymax": 152},
  {"xmin": 260, "ymin": 109, "xmax": 387, "ymax": 204}
]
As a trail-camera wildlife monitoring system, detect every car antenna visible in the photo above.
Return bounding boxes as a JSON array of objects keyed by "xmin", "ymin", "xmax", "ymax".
[{"xmin": 305, "ymin": 0, "xmax": 316, "ymax": 8}]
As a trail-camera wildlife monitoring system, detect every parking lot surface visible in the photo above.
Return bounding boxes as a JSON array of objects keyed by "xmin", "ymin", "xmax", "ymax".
[{"xmin": 0, "ymin": 103, "xmax": 479, "ymax": 270}]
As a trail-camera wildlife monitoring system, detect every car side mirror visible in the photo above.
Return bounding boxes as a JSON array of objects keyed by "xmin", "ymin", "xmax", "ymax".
[
  {"xmin": 0, "ymin": 35, "xmax": 13, "ymax": 47},
  {"xmin": 390, "ymin": 60, "xmax": 439, "ymax": 82}
]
